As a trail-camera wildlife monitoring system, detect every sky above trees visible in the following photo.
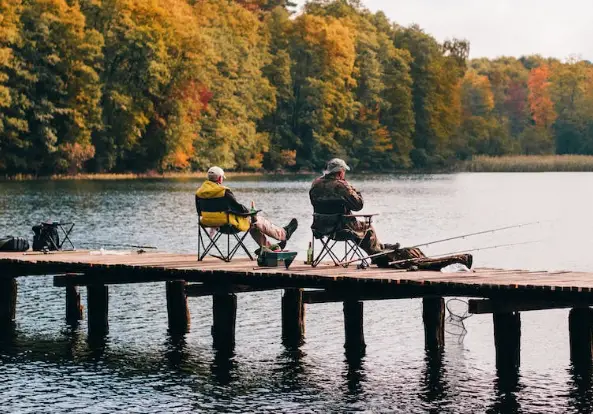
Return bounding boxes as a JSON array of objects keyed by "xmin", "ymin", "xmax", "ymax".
[{"xmin": 293, "ymin": 0, "xmax": 593, "ymax": 61}]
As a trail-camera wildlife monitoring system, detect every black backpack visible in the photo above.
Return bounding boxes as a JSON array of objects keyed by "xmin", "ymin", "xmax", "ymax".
[
  {"xmin": 32, "ymin": 223, "xmax": 60, "ymax": 251},
  {"xmin": 0, "ymin": 236, "xmax": 30, "ymax": 252}
]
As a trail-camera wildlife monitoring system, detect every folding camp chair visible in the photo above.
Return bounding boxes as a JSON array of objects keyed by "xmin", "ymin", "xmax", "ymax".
[
  {"xmin": 310, "ymin": 213, "xmax": 377, "ymax": 268},
  {"xmin": 196, "ymin": 204, "xmax": 258, "ymax": 262}
]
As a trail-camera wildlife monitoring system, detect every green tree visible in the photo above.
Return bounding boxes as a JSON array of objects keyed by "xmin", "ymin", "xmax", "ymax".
[{"xmin": 3, "ymin": 0, "xmax": 103, "ymax": 174}]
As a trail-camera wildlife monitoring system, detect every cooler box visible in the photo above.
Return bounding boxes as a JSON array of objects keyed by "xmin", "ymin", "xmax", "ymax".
[{"xmin": 257, "ymin": 250, "xmax": 298, "ymax": 269}]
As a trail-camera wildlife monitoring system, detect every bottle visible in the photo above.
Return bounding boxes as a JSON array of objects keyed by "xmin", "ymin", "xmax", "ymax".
[
  {"xmin": 306, "ymin": 241, "xmax": 313, "ymax": 264},
  {"xmin": 250, "ymin": 200, "xmax": 256, "ymax": 213}
]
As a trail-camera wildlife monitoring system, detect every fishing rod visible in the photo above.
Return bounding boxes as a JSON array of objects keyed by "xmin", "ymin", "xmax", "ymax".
[
  {"xmin": 387, "ymin": 240, "xmax": 542, "ymax": 266},
  {"xmin": 410, "ymin": 221, "xmax": 543, "ymax": 249},
  {"xmin": 79, "ymin": 241, "xmax": 158, "ymax": 249},
  {"xmin": 338, "ymin": 220, "xmax": 544, "ymax": 266}
]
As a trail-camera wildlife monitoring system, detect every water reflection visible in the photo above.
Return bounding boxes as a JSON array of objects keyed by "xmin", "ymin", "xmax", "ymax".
[
  {"xmin": 568, "ymin": 364, "xmax": 593, "ymax": 414},
  {"xmin": 164, "ymin": 333, "xmax": 189, "ymax": 370},
  {"xmin": 344, "ymin": 350, "xmax": 366, "ymax": 397},
  {"xmin": 210, "ymin": 350, "xmax": 236, "ymax": 385},
  {"xmin": 487, "ymin": 368, "xmax": 522, "ymax": 414},
  {"xmin": 418, "ymin": 349, "xmax": 449, "ymax": 413},
  {"xmin": 276, "ymin": 347, "xmax": 307, "ymax": 390}
]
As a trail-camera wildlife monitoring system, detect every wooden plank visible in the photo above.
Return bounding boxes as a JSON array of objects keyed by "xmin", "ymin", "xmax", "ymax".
[
  {"xmin": 469, "ymin": 299, "xmax": 593, "ymax": 314},
  {"xmin": 186, "ymin": 284, "xmax": 278, "ymax": 297}
]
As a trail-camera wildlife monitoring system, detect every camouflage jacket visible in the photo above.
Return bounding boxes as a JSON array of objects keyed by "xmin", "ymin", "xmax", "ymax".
[{"xmin": 309, "ymin": 174, "xmax": 364, "ymax": 235}]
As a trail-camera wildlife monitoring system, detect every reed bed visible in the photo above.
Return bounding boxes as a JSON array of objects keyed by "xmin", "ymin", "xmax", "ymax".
[{"xmin": 464, "ymin": 155, "xmax": 593, "ymax": 172}]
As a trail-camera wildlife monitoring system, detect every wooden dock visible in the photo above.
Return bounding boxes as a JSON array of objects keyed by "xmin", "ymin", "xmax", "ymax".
[{"xmin": 2, "ymin": 249, "xmax": 593, "ymax": 376}]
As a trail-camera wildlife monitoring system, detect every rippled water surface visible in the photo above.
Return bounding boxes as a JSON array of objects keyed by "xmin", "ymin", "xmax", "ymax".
[{"xmin": 1, "ymin": 173, "xmax": 593, "ymax": 413}]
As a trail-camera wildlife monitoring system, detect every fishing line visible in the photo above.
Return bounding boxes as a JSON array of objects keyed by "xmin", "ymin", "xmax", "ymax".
[
  {"xmin": 340, "ymin": 221, "xmax": 545, "ymax": 266},
  {"xmin": 387, "ymin": 240, "xmax": 542, "ymax": 266}
]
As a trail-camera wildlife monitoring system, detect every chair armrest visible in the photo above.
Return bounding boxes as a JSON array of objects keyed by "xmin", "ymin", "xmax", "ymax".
[
  {"xmin": 233, "ymin": 209, "xmax": 262, "ymax": 217},
  {"xmin": 312, "ymin": 213, "xmax": 342, "ymax": 218},
  {"xmin": 344, "ymin": 213, "xmax": 379, "ymax": 218}
]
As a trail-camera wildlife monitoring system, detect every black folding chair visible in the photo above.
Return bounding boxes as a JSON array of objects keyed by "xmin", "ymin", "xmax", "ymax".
[
  {"xmin": 310, "ymin": 213, "xmax": 376, "ymax": 268},
  {"xmin": 32, "ymin": 221, "xmax": 75, "ymax": 251},
  {"xmin": 197, "ymin": 208, "xmax": 258, "ymax": 262}
]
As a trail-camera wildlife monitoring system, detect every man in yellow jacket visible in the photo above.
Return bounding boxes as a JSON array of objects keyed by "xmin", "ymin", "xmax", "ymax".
[{"xmin": 196, "ymin": 166, "xmax": 298, "ymax": 250}]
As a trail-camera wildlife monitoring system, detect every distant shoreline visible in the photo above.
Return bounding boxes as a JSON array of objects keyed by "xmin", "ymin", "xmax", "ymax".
[{"xmin": 3, "ymin": 155, "xmax": 593, "ymax": 180}]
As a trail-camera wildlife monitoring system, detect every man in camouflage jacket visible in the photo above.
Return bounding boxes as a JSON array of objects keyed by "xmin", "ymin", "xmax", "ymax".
[
  {"xmin": 309, "ymin": 158, "xmax": 389, "ymax": 256},
  {"xmin": 309, "ymin": 158, "xmax": 472, "ymax": 270}
]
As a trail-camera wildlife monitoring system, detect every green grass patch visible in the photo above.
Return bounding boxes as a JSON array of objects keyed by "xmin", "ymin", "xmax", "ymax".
[{"xmin": 464, "ymin": 155, "xmax": 593, "ymax": 172}]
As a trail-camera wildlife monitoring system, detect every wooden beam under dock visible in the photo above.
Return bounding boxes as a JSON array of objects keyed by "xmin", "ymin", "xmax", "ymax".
[
  {"xmin": 212, "ymin": 293, "xmax": 237, "ymax": 352},
  {"xmin": 282, "ymin": 288, "xmax": 305, "ymax": 347},
  {"xmin": 87, "ymin": 284, "xmax": 108, "ymax": 337},
  {"xmin": 0, "ymin": 277, "xmax": 17, "ymax": 328},
  {"xmin": 166, "ymin": 281, "xmax": 190, "ymax": 335},
  {"xmin": 469, "ymin": 299, "xmax": 593, "ymax": 314}
]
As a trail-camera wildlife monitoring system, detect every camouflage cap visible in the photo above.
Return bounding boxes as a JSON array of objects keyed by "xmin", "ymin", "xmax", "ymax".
[
  {"xmin": 207, "ymin": 166, "xmax": 226, "ymax": 181},
  {"xmin": 324, "ymin": 158, "xmax": 351, "ymax": 174}
]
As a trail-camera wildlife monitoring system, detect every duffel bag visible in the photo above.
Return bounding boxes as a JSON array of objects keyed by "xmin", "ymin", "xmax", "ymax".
[{"xmin": 0, "ymin": 236, "xmax": 30, "ymax": 252}]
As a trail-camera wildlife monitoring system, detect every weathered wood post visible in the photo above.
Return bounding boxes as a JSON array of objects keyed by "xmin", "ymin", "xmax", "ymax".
[
  {"xmin": 493, "ymin": 311, "xmax": 521, "ymax": 373},
  {"xmin": 65, "ymin": 285, "xmax": 83, "ymax": 326},
  {"xmin": 423, "ymin": 297, "xmax": 445, "ymax": 351},
  {"xmin": 569, "ymin": 307, "xmax": 593, "ymax": 370},
  {"xmin": 87, "ymin": 284, "xmax": 108, "ymax": 337},
  {"xmin": 0, "ymin": 277, "xmax": 17, "ymax": 329},
  {"xmin": 212, "ymin": 293, "xmax": 237, "ymax": 352},
  {"xmin": 166, "ymin": 281, "xmax": 190, "ymax": 335},
  {"xmin": 281, "ymin": 288, "xmax": 305, "ymax": 347},
  {"xmin": 344, "ymin": 300, "xmax": 365, "ymax": 354}
]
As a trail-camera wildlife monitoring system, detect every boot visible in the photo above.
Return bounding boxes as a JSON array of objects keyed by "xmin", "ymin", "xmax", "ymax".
[{"xmin": 279, "ymin": 218, "xmax": 298, "ymax": 249}]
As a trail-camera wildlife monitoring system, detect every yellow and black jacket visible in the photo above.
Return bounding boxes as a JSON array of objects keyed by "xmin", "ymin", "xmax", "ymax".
[{"xmin": 195, "ymin": 180, "xmax": 251, "ymax": 231}]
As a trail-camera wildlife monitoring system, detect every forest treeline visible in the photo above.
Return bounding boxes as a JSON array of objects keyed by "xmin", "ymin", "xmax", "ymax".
[{"xmin": 1, "ymin": 0, "xmax": 592, "ymax": 175}]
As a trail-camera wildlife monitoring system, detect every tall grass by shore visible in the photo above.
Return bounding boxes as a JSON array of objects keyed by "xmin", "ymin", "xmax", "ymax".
[
  {"xmin": 464, "ymin": 155, "xmax": 593, "ymax": 172},
  {"xmin": 4, "ymin": 155, "xmax": 593, "ymax": 180}
]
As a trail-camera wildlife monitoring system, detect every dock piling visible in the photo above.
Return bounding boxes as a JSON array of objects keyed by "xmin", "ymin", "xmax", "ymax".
[
  {"xmin": 0, "ymin": 277, "xmax": 17, "ymax": 329},
  {"xmin": 569, "ymin": 307, "xmax": 593, "ymax": 369},
  {"xmin": 65, "ymin": 285, "xmax": 83, "ymax": 326},
  {"xmin": 423, "ymin": 297, "xmax": 445, "ymax": 351},
  {"xmin": 493, "ymin": 311, "xmax": 521, "ymax": 373},
  {"xmin": 87, "ymin": 284, "xmax": 108, "ymax": 337},
  {"xmin": 281, "ymin": 288, "xmax": 305, "ymax": 347},
  {"xmin": 344, "ymin": 300, "xmax": 366, "ymax": 354},
  {"xmin": 212, "ymin": 293, "xmax": 237, "ymax": 352},
  {"xmin": 166, "ymin": 281, "xmax": 190, "ymax": 335}
]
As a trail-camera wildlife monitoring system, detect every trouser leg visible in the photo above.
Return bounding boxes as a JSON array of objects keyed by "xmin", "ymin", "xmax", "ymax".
[
  {"xmin": 348, "ymin": 221, "xmax": 383, "ymax": 255},
  {"xmin": 249, "ymin": 215, "xmax": 287, "ymax": 247}
]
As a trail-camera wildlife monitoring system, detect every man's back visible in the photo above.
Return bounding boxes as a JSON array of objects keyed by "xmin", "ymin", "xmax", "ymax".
[{"xmin": 309, "ymin": 174, "xmax": 364, "ymax": 215}]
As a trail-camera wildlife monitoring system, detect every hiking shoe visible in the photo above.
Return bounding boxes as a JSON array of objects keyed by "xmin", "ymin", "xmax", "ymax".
[{"xmin": 283, "ymin": 218, "xmax": 298, "ymax": 241}]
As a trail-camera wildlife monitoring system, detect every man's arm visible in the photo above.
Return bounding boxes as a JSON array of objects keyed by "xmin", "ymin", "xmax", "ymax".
[
  {"xmin": 339, "ymin": 181, "xmax": 364, "ymax": 211},
  {"xmin": 224, "ymin": 189, "xmax": 250, "ymax": 214}
]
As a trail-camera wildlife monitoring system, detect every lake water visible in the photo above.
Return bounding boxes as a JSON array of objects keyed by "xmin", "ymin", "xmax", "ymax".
[{"xmin": 1, "ymin": 173, "xmax": 593, "ymax": 413}]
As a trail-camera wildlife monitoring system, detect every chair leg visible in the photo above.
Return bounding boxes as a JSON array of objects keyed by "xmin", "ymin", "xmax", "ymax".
[
  {"xmin": 313, "ymin": 238, "xmax": 341, "ymax": 267},
  {"xmin": 197, "ymin": 223, "xmax": 201, "ymax": 260},
  {"xmin": 229, "ymin": 231, "xmax": 254, "ymax": 261},
  {"xmin": 199, "ymin": 226, "xmax": 226, "ymax": 261}
]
